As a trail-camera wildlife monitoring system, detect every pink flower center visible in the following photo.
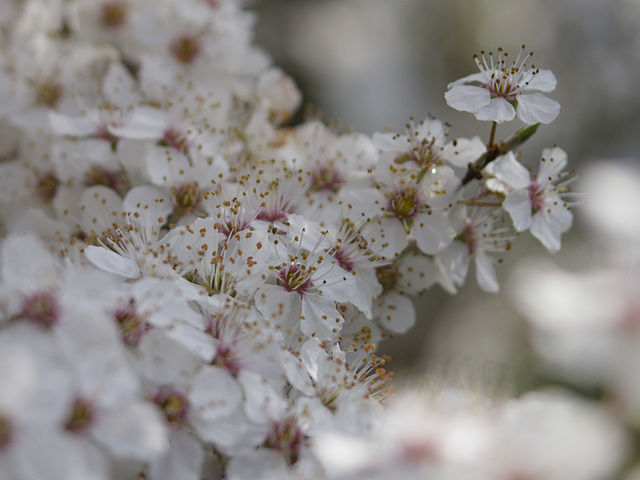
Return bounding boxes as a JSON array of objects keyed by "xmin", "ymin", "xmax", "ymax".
[
  {"xmin": 212, "ymin": 343, "xmax": 243, "ymax": 377},
  {"xmin": 21, "ymin": 291, "xmax": 59, "ymax": 329},
  {"xmin": 278, "ymin": 263, "xmax": 313, "ymax": 294},
  {"xmin": 264, "ymin": 417, "xmax": 305, "ymax": 466},
  {"xmin": 528, "ymin": 181, "xmax": 546, "ymax": 212},
  {"xmin": 309, "ymin": 165, "xmax": 344, "ymax": 193},
  {"xmin": 114, "ymin": 300, "xmax": 147, "ymax": 348},
  {"xmin": 153, "ymin": 386, "xmax": 191, "ymax": 426},
  {"xmin": 160, "ymin": 128, "xmax": 190, "ymax": 153}
]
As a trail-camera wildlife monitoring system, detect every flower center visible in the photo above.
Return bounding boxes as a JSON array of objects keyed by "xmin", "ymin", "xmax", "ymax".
[
  {"xmin": 64, "ymin": 397, "xmax": 95, "ymax": 434},
  {"xmin": 84, "ymin": 165, "xmax": 126, "ymax": 193},
  {"xmin": 153, "ymin": 386, "xmax": 190, "ymax": 426},
  {"xmin": 212, "ymin": 343, "xmax": 243, "ymax": 377},
  {"xmin": 21, "ymin": 291, "xmax": 59, "ymax": 329},
  {"xmin": 375, "ymin": 264, "xmax": 399, "ymax": 294},
  {"xmin": 169, "ymin": 34, "xmax": 201, "ymax": 65},
  {"xmin": 528, "ymin": 182, "xmax": 546, "ymax": 212},
  {"xmin": 159, "ymin": 128, "xmax": 190, "ymax": 154},
  {"xmin": 100, "ymin": 1, "xmax": 128, "ymax": 29},
  {"xmin": 114, "ymin": 301, "xmax": 147, "ymax": 347},
  {"xmin": 309, "ymin": 165, "xmax": 344, "ymax": 193},
  {"xmin": 264, "ymin": 417, "xmax": 305, "ymax": 466},
  {"xmin": 388, "ymin": 188, "xmax": 420, "ymax": 220},
  {"xmin": 33, "ymin": 78, "xmax": 64, "ymax": 108},
  {"xmin": 34, "ymin": 170, "xmax": 60, "ymax": 203},
  {"xmin": 461, "ymin": 219, "xmax": 478, "ymax": 255},
  {"xmin": 278, "ymin": 263, "xmax": 314, "ymax": 294},
  {"xmin": 172, "ymin": 183, "xmax": 202, "ymax": 217}
]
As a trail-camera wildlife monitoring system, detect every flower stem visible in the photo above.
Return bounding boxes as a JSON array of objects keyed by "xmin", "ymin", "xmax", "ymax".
[
  {"xmin": 488, "ymin": 121, "xmax": 497, "ymax": 148},
  {"xmin": 462, "ymin": 123, "xmax": 540, "ymax": 185}
]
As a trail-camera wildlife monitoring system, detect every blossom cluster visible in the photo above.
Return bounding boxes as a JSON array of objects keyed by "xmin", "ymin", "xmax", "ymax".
[{"xmin": 0, "ymin": 1, "xmax": 582, "ymax": 480}]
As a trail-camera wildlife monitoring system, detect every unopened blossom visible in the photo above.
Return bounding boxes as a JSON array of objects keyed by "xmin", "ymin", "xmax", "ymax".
[{"xmin": 445, "ymin": 47, "xmax": 560, "ymax": 124}]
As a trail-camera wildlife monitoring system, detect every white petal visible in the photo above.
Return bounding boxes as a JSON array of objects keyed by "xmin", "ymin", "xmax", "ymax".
[
  {"xmin": 526, "ymin": 69, "xmax": 557, "ymax": 92},
  {"xmin": 103, "ymin": 62, "xmax": 137, "ymax": 110},
  {"xmin": 397, "ymin": 255, "xmax": 438, "ymax": 293},
  {"xmin": 491, "ymin": 152, "xmax": 532, "ymax": 190},
  {"xmin": 475, "ymin": 97, "xmax": 516, "ymax": 123},
  {"xmin": 537, "ymin": 147, "xmax": 568, "ymax": 181},
  {"xmin": 280, "ymin": 349, "xmax": 315, "ymax": 396},
  {"xmin": 516, "ymin": 93, "xmax": 560, "ymax": 125},
  {"xmin": 108, "ymin": 106, "xmax": 169, "ymax": 140},
  {"xmin": 150, "ymin": 429, "xmax": 204, "ymax": 480},
  {"xmin": 412, "ymin": 211, "xmax": 456, "ymax": 255},
  {"xmin": 93, "ymin": 401, "xmax": 169, "ymax": 461},
  {"xmin": 444, "ymin": 85, "xmax": 491, "ymax": 113},
  {"xmin": 48, "ymin": 111, "xmax": 97, "ymax": 136},
  {"xmin": 441, "ymin": 136, "xmax": 486, "ymax": 168},
  {"xmin": 374, "ymin": 292, "xmax": 415, "ymax": 334},
  {"xmin": 475, "ymin": 254, "xmax": 499, "ymax": 293},
  {"xmin": 84, "ymin": 246, "xmax": 139, "ymax": 278},
  {"xmin": 1, "ymin": 233, "xmax": 58, "ymax": 293},
  {"xmin": 530, "ymin": 206, "xmax": 573, "ymax": 253},
  {"xmin": 301, "ymin": 294, "xmax": 343, "ymax": 341},
  {"xmin": 504, "ymin": 189, "xmax": 533, "ymax": 231},
  {"xmin": 190, "ymin": 367, "xmax": 242, "ymax": 421}
]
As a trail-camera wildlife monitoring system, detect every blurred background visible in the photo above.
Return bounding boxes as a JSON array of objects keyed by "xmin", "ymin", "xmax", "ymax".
[{"xmin": 251, "ymin": 0, "xmax": 640, "ymax": 390}]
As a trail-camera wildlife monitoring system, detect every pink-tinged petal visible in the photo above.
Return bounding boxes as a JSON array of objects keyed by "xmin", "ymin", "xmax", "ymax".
[
  {"xmin": 475, "ymin": 254, "xmax": 499, "ymax": 293},
  {"xmin": 491, "ymin": 152, "xmax": 532, "ymax": 190},
  {"xmin": 516, "ymin": 93, "xmax": 560, "ymax": 125},
  {"xmin": 504, "ymin": 189, "xmax": 533, "ymax": 231},
  {"xmin": 412, "ymin": 211, "xmax": 456, "ymax": 255},
  {"xmin": 444, "ymin": 85, "xmax": 491, "ymax": 113},
  {"xmin": 530, "ymin": 206, "xmax": 573, "ymax": 253},
  {"xmin": 475, "ymin": 97, "xmax": 516, "ymax": 123},
  {"xmin": 375, "ymin": 291, "xmax": 415, "ymax": 334},
  {"xmin": 526, "ymin": 69, "xmax": 557, "ymax": 92}
]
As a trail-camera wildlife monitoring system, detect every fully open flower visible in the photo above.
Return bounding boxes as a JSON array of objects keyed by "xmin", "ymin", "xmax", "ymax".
[{"xmin": 445, "ymin": 47, "xmax": 560, "ymax": 124}]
